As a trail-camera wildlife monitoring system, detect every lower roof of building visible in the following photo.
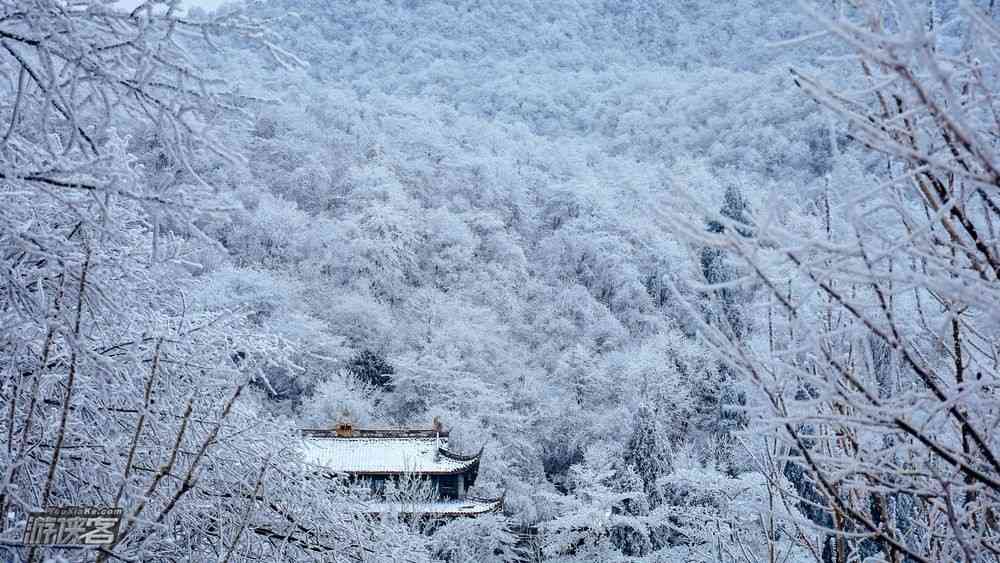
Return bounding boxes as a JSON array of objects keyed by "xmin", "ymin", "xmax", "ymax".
[{"xmin": 364, "ymin": 495, "xmax": 504, "ymax": 517}]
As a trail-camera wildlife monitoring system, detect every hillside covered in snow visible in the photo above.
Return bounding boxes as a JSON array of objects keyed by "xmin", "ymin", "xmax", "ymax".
[{"xmin": 3, "ymin": 0, "xmax": 999, "ymax": 561}]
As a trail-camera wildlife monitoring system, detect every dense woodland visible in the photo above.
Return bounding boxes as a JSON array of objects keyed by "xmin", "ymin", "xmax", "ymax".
[{"xmin": 1, "ymin": 0, "xmax": 999, "ymax": 561}]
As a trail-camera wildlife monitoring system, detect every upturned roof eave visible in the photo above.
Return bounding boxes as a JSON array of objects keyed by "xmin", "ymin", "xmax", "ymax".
[{"xmin": 436, "ymin": 445, "xmax": 482, "ymax": 463}]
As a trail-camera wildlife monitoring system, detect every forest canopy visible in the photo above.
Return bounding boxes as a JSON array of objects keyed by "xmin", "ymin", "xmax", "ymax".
[{"xmin": 1, "ymin": 0, "xmax": 998, "ymax": 562}]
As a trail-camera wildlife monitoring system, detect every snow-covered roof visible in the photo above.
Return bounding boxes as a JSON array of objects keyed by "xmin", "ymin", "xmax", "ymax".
[
  {"xmin": 367, "ymin": 496, "xmax": 504, "ymax": 516},
  {"xmin": 300, "ymin": 430, "xmax": 481, "ymax": 475}
]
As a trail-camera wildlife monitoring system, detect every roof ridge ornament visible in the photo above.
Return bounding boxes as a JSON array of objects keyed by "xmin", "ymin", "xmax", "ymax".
[
  {"xmin": 432, "ymin": 416, "xmax": 443, "ymax": 461},
  {"xmin": 335, "ymin": 421, "xmax": 353, "ymax": 437}
]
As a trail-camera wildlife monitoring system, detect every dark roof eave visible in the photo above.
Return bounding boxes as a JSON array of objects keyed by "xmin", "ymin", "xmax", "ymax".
[{"xmin": 436, "ymin": 447, "xmax": 481, "ymax": 462}]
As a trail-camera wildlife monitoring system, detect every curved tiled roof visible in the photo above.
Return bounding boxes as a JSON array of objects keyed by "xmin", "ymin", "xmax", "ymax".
[{"xmin": 300, "ymin": 430, "xmax": 481, "ymax": 476}]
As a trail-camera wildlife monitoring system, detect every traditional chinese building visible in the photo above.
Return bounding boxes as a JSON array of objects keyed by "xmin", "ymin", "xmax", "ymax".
[{"xmin": 300, "ymin": 422, "xmax": 503, "ymax": 518}]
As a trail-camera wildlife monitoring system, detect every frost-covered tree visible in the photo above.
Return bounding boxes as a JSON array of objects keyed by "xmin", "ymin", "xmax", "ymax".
[
  {"xmin": 1, "ymin": 0, "xmax": 920, "ymax": 560},
  {"xmin": 430, "ymin": 515, "xmax": 520, "ymax": 563},
  {"xmin": 622, "ymin": 403, "xmax": 670, "ymax": 499},
  {"xmin": 700, "ymin": 183, "xmax": 752, "ymax": 341},
  {"xmin": 541, "ymin": 444, "xmax": 651, "ymax": 561},
  {"xmin": 667, "ymin": 1, "xmax": 1000, "ymax": 560},
  {"xmin": 0, "ymin": 2, "xmax": 426, "ymax": 561}
]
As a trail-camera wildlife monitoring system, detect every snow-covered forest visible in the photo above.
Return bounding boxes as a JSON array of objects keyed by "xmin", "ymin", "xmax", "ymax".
[{"xmin": 2, "ymin": 0, "xmax": 999, "ymax": 561}]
